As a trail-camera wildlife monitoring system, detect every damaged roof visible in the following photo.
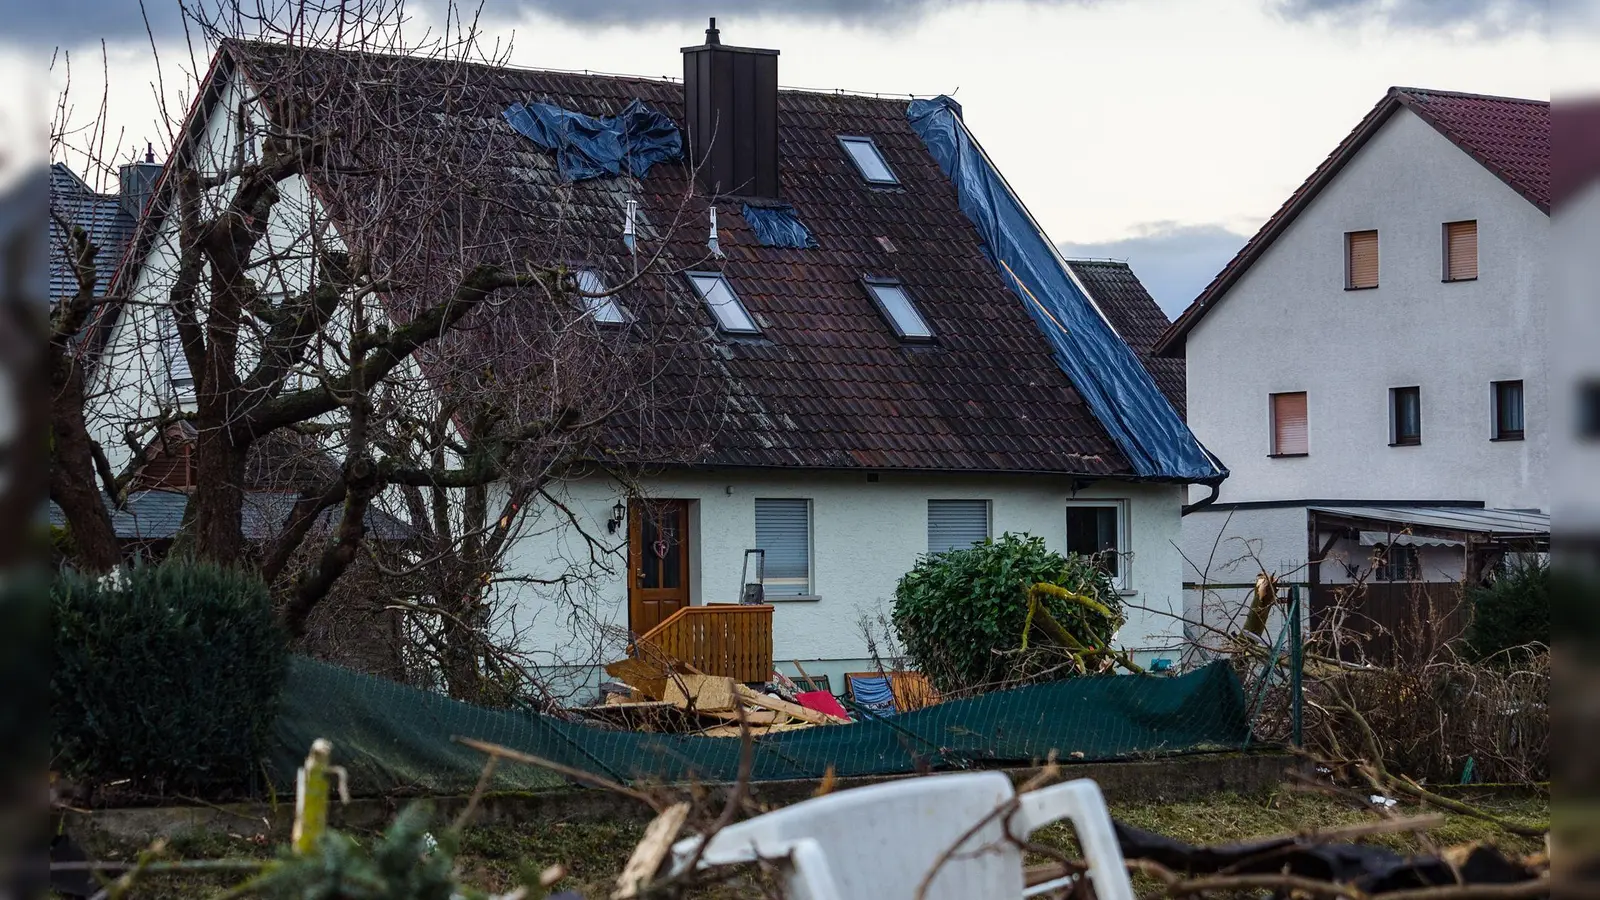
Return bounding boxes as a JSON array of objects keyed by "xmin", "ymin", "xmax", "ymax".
[
  {"xmin": 1065, "ymin": 260, "xmax": 1185, "ymax": 418},
  {"xmin": 116, "ymin": 40, "xmax": 1187, "ymax": 480},
  {"xmin": 1156, "ymin": 87, "xmax": 1549, "ymax": 358}
]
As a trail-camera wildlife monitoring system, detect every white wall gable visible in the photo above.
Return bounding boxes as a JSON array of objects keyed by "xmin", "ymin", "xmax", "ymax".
[{"xmin": 1184, "ymin": 105, "xmax": 1548, "ymax": 510}]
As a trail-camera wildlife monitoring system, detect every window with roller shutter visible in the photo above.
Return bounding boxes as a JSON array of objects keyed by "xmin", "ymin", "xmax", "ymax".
[
  {"xmin": 1271, "ymin": 392, "xmax": 1308, "ymax": 456},
  {"xmin": 1444, "ymin": 221, "xmax": 1478, "ymax": 282},
  {"xmin": 754, "ymin": 499, "xmax": 811, "ymax": 596},
  {"xmin": 927, "ymin": 500, "xmax": 990, "ymax": 554},
  {"xmin": 1346, "ymin": 230, "xmax": 1378, "ymax": 289}
]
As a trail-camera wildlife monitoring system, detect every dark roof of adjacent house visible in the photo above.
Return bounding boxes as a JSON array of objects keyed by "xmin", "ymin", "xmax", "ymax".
[
  {"xmin": 108, "ymin": 40, "xmax": 1189, "ymax": 480},
  {"xmin": 1065, "ymin": 259, "xmax": 1185, "ymax": 418},
  {"xmin": 49, "ymin": 163, "xmax": 137, "ymax": 304},
  {"xmin": 1554, "ymin": 99, "xmax": 1600, "ymax": 206},
  {"xmin": 47, "ymin": 491, "xmax": 414, "ymax": 542},
  {"xmin": 1155, "ymin": 87, "xmax": 1549, "ymax": 358}
]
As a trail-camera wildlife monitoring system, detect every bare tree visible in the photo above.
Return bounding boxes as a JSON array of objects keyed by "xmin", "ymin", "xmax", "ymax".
[{"xmin": 48, "ymin": 0, "xmax": 728, "ymax": 700}]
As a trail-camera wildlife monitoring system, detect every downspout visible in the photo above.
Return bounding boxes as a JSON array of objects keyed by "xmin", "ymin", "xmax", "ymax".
[
  {"xmin": 1181, "ymin": 445, "xmax": 1228, "ymax": 515},
  {"xmin": 1181, "ymin": 481, "xmax": 1220, "ymax": 516}
]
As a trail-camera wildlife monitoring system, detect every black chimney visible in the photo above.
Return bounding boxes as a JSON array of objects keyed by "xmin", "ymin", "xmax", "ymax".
[
  {"xmin": 118, "ymin": 142, "xmax": 163, "ymax": 219},
  {"xmin": 681, "ymin": 18, "xmax": 779, "ymax": 198}
]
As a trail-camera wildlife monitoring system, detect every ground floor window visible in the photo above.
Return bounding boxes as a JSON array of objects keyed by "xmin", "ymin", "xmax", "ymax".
[
  {"xmin": 754, "ymin": 498, "xmax": 812, "ymax": 596},
  {"xmin": 1375, "ymin": 544, "xmax": 1421, "ymax": 582},
  {"xmin": 1066, "ymin": 501, "xmax": 1126, "ymax": 583},
  {"xmin": 927, "ymin": 499, "xmax": 991, "ymax": 554}
]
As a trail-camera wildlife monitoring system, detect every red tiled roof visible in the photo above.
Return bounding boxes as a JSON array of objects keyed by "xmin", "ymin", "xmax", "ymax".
[
  {"xmin": 1398, "ymin": 88, "xmax": 1549, "ymax": 212},
  {"xmin": 186, "ymin": 41, "xmax": 1144, "ymax": 477},
  {"xmin": 1155, "ymin": 87, "xmax": 1549, "ymax": 358}
]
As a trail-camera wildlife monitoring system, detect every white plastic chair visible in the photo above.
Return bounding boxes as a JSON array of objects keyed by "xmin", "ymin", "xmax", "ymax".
[{"xmin": 667, "ymin": 771, "xmax": 1133, "ymax": 900}]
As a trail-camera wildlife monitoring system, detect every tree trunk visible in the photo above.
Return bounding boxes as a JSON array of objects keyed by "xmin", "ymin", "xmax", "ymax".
[
  {"xmin": 49, "ymin": 352, "xmax": 120, "ymax": 572},
  {"xmin": 190, "ymin": 423, "xmax": 249, "ymax": 565}
]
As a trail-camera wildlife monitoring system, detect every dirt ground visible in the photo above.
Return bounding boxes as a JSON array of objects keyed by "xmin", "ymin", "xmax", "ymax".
[{"xmin": 74, "ymin": 787, "xmax": 1548, "ymax": 899}]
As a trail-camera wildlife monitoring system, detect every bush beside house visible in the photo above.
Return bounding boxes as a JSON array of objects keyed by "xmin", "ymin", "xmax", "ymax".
[
  {"xmin": 892, "ymin": 533, "xmax": 1125, "ymax": 693},
  {"xmin": 1466, "ymin": 558, "xmax": 1549, "ymax": 661},
  {"xmin": 52, "ymin": 560, "xmax": 289, "ymax": 796}
]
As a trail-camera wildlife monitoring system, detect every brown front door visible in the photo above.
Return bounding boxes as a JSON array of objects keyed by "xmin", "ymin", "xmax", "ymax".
[{"xmin": 628, "ymin": 499, "xmax": 691, "ymax": 635}]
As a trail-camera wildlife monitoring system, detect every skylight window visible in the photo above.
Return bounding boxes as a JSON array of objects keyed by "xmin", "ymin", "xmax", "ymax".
[
  {"xmin": 575, "ymin": 269, "xmax": 627, "ymax": 324},
  {"xmin": 864, "ymin": 278, "xmax": 933, "ymax": 340},
  {"xmin": 687, "ymin": 271, "xmax": 759, "ymax": 334},
  {"xmin": 838, "ymin": 136, "xmax": 899, "ymax": 185}
]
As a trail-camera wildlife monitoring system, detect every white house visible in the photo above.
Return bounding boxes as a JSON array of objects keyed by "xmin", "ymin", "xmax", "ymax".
[
  {"xmin": 79, "ymin": 26, "xmax": 1219, "ymax": 696},
  {"xmin": 1154, "ymin": 87, "xmax": 1551, "ymax": 659}
]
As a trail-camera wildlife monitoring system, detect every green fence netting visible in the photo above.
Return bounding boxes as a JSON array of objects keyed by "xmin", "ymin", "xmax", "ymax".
[{"xmin": 269, "ymin": 657, "xmax": 1253, "ymax": 795}]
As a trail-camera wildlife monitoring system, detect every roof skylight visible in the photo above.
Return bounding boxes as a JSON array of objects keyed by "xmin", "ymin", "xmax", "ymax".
[
  {"xmin": 864, "ymin": 278, "xmax": 933, "ymax": 340},
  {"xmin": 838, "ymin": 136, "xmax": 899, "ymax": 185},
  {"xmin": 687, "ymin": 271, "xmax": 759, "ymax": 334},
  {"xmin": 575, "ymin": 269, "xmax": 627, "ymax": 324}
]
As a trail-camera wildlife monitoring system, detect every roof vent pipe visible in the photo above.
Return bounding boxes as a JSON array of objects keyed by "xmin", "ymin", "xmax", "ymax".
[{"xmin": 681, "ymin": 20, "xmax": 779, "ymax": 198}]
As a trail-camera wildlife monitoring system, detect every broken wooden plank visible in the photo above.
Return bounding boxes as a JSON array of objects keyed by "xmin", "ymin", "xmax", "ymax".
[
  {"xmin": 732, "ymin": 684, "xmax": 848, "ymax": 725},
  {"xmin": 698, "ymin": 722, "xmax": 815, "ymax": 738},
  {"xmin": 698, "ymin": 708, "xmax": 783, "ymax": 726},
  {"xmin": 612, "ymin": 801, "xmax": 690, "ymax": 899},
  {"xmin": 662, "ymin": 674, "xmax": 737, "ymax": 712},
  {"xmin": 603, "ymin": 657, "xmax": 700, "ymax": 702}
]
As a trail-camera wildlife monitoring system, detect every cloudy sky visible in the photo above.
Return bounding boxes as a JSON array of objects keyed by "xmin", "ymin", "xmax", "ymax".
[{"xmin": 7, "ymin": 0, "xmax": 1579, "ymax": 315}]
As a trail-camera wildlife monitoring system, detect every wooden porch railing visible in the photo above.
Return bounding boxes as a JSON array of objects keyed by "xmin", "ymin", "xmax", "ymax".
[{"xmin": 636, "ymin": 604, "xmax": 774, "ymax": 684}]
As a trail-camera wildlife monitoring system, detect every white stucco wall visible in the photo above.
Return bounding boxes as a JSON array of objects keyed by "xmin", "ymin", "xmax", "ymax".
[
  {"xmin": 1183, "ymin": 106, "xmax": 1549, "ymax": 513},
  {"xmin": 499, "ymin": 469, "xmax": 1186, "ymax": 695}
]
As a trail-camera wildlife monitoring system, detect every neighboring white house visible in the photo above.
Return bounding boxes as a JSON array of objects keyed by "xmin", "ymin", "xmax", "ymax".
[
  {"xmin": 79, "ymin": 28, "xmax": 1217, "ymax": 696},
  {"xmin": 1154, "ymin": 87, "xmax": 1551, "ymax": 658}
]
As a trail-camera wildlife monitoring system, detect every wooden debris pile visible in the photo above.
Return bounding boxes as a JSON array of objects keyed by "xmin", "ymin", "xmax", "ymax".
[{"xmin": 570, "ymin": 655, "xmax": 852, "ymax": 738}]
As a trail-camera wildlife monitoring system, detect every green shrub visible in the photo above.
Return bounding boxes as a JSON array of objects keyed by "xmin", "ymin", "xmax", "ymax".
[
  {"xmin": 52, "ymin": 560, "xmax": 289, "ymax": 795},
  {"xmin": 1465, "ymin": 556, "xmax": 1549, "ymax": 661},
  {"xmin": 891, "ymin": 533, "xmax": 1124, "ymax": 693}
]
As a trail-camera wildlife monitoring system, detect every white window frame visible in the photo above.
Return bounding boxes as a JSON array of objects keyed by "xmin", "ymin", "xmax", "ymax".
[
  {"xmin": 575, "ymin": 269, "xmax": 628, "ymax": 324},
  {"xmin": 926, "ymin": 499, "xmax": 991, "ymax": 554},
  {"xmin": 754, "ymin": 498, "xmax": 814, "ymax": 599},
  {"xmin": 837, "ymin": 135, "xmax": 899, "ymax": 185},
  {"xmin": 1491, "ymin": 379, "xmax": 1525, "ymax": 441},
  {"xmin": 1064, "ymin": 499, "xmax": 1131, "ymax": 591},
  {"xmin": 863, "ymin": 277, "xmax": 935, "ymax": 341},
  {"xmin": 686, "ymin": 271, "xmax": 760, "ymax": 335}
]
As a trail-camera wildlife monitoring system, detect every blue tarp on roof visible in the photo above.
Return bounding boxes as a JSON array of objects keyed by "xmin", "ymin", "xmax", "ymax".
[
  {"xmin": 907, "ymin": 96, "xmax": 1225, "ymax": 483},
  {"xmin": 742, "ymin": 202, "xmax": 818, "ymax": 249},
  {"xmin": 502, "ymin": 98, "xmax": 682, "ymax": 182}
]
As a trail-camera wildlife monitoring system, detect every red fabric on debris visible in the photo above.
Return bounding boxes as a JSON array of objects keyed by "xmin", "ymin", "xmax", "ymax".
[{"xmin": 796, "ymin": 691, "xmax": 850, "ymax": 721}]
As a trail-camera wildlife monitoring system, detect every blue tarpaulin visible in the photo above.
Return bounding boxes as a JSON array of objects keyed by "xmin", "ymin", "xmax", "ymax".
[
  {"xmin": 907, "ymin": 97, "xmax": 1225, "ymax": 483},
  {"xmin": 742, "ymin": 202, "xmax": 819, "ymax": 249},
  {"xmin": 502, "ymin": 98, "xmax": 682, "ymax": 182}
]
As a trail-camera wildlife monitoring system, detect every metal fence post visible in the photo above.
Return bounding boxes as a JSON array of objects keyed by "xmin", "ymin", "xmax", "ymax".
[{"xmin": 1289, "ymin": 585, "xmax": 1304, "ymax": 749}]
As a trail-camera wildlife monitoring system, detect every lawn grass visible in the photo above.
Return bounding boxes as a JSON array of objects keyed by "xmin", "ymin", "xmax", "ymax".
[{"xmin": 76, "ymin": 786, "xmax": 1548, "ymax": 899}]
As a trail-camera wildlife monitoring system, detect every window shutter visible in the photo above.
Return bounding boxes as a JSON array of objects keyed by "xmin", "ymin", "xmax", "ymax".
[
  {"xmin": 1347, "ymin": 230, "xmax": 1379, "ymax": 288},
  {"xmin": 1445, "ymin": 221, "xmax": 1477, "ymax": 281},
  {"xmin": 1272, "ymin": 392, "xmax": 1308, "ymax": 455},
  {"xmin": 928, "ymin": 500, "xmax": 990, "ymax": 554},
  {"xmin": 755, "ymin": 499, "xmax": 810, "ymax": 595}
]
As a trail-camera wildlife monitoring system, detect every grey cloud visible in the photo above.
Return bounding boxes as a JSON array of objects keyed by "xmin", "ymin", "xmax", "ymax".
[
  {"xmin": 1270, "ymin": 0, "xmax": 1548, "ymax": 35},
  {"xmin": 1058, "ymin": 222, "xmax": 1249, "ymax": 319},
  {"xmin": 468, "ymin": 0, "xmax": 1099, "ymax": 30},
  {"xmin": 3, "ymin": 0, "xmax": 1091, "ymax": 46},
  {"xmin": 0, "ymin": 0, "xmax": 187, "ymax": 48}
]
